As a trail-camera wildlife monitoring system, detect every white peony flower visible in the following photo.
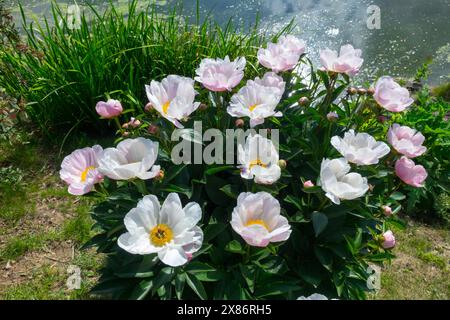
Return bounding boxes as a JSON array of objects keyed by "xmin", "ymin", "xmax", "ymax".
[
  {"xmin": 257, "ymin": 36, "xmax": 306, "ymax": 73},
  {"xmin": 194, "ymin": 56, "xmax": 246, "ymax": 92},
  {"xmin": 251, "ymin": 72, "xmax": 286, "ymax": 98},
  {"xmin": 117, "ymin": 193, "xmax": 203, "ymax": 267},
  {"xmin": 227, "ymin": 81, "xmax": 282, "ymax": 128},
  {"xmin": 145, "ymin": 75, "xmax": 200, "ymax": 128},
  {"xmin": 319, "ymin": 158, "xmax": 369, "ymax": 205},
  {"xmin": 231, "ymin": 192, "xmax": 291, "ymax": 247},
  {"xmin": 320, "ymin": 44, "xmax": 363, "ymax": 76},
  {"xmin": 297, "ymin": 293, "xmax": 331, "ymax": 300},
  {"xmin": 98, "ymin": 137, "xmax": 160, "ymax": 180},
  {"xmin": 238, "ymin": 134, "xmax": 281, "ymax": 185},
  {"xmin": 331, "ymin": 130, "xmax": 390, "ymax": 166}
]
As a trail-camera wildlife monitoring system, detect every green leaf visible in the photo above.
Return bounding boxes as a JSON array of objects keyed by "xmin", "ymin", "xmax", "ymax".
[
  {"xmin": 298, "ymin": 260, "xmax": 324, "ymax": 287},
  {"xmin": 255, "ymin": 281, "xmax": 301, "ymax": 298},
  {"xmin": 203, "ymin": 223, "xmax": 227, "ymax": 242},
  {"xmin": 314, "ymin": 246, "xmax": 333, "ymax": 272},
  {"xmin": 205, "ymin": 165, "xmax": 234, "ymax": 175},
  {"xmin": 239, "ymin": 264, "xmax": 255, "ymax": 293},
  {"xmin": 225, "ymin": 240, "xmax": 245, "ymax": 254},
  {"xmin": 186, "ymin": 273, "xmax": 207, "ymax": 300},
  {"xmin": 185, "ymin": 262, "xmax": 224, "ymax": 281},
  {"xmin": 163, "ymin": 164, "xmax": 188, "ymax": 183},
  {"xmin": 174, "ymin": 273, "xmax": 186, "ymax": 300},
  {"xmin": 219, "ymin": 184, "xmax": 239, "ymax": 199},
  {"xmin": 302, "ymin": 186, "xmax": 322, "ymax": 193},
  {"xmin": 161, "ymin": 184, "xmax": 192, "ymax": 198},
  {"xmin": 152, "ymin": 267, "xmax": 174, "ymax": 293},
  {"xmin": 390, "ymin": 191, "xmax": 406, "ymax": 201},
  {"xmin": 129, "ymin": 278, "xmax": 153, "ymax": 300},
  {"xmin": 284, "ymin": 195, "xmax": 302, "ymax": 210},
  {"xmin": 311, "ymin": 211, "xmax": 328, "ymax": 237}
]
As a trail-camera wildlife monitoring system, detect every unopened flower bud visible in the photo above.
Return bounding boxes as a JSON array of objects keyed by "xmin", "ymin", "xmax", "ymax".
[
  {"xmin": 378, "ymin": 115, "xmax": 389, "ymax": 123},
  {"xmin": 367, "ymin": 88, "xmax": 375, "ymax": 95},
  {"xmin": 199, "ymin": 103, "xmax": 208, "ymax": 111},
  {"xmin": 381, "ymin": 230, "xmax": 396, "ymax": 249},
  {"xmin": 122, "ymin": 122, "xmax": 129, "ymax": 129},
  {"xmin": 303, "ymin": 180, "xmax": 314, "ymax": 188},
  {"xmin": 298, "ymin": 97, "xmax": 309, "ymax": 106},
  {"xmin": 235, "ymin": 119, "xmax": 245, "ymax": 128},
  {"xmin": 278, "ymin": 159, "xmax": 287, "ymax": 169},
  {"xmin": 326, "ymin": 112, "xmax": 339, "ymax": 121},
  {"xmin": 122, "ymin": 131, "xmax": 130, "ymax": 137},
  {"xmin": 155, "ymin": 170, "xmax": 165, "ymax": 181},
  {"xmin": 382, "ymin": 205, "xmax": 393, "ymax": 217},
  {"xmin": 357, "ymin": 88, "xmax": 367, "ymax": 95},
  {"xmin": 148, "ymin": 124, "xmax": 159, "ymax": 135},
  {"xmin": 347, "ymin": 87, "xmax": 358, "ymax": 95},
  {"xmin": 144, "ymin": 102, "xmax": 153, "ymax": 112}
]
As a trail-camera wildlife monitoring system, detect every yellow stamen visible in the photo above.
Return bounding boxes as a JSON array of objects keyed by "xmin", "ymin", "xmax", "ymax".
[
  {"xmin": 249, "ymin": 159, "xmax": 267, "ymax": 170},
  {"xmin": 80, "ymin": 166, "xmax": 95, "ymax": 182},
  {"xmin": 162, "ymin": 101, "xmax": 171, "ymax": 115},
  {"xmin": 150, "ymin": 224, "xmax": 173, "ymax": 247},
  {"xmin": 249, "ymin": 103, "xmax": 259, "ymax": 112},
  {"xmin": 245, "ymin": 219, "xmax": 270, "ymax": 231}
]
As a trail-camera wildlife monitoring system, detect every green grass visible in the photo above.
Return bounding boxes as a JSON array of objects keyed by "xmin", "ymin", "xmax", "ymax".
[
  {"xmin": 372, "ymin": 221, "xmax": 450, "ymax": 300},
  {"xmin": 0, "ymin": 249, "xmax": 102, "ymax": 300},
  {"xmin": 0, "ymin": 231, "xmax": 61, "ymax": 262},
  {"xmin": 0, "ymin": 0, "xmax": 290, "ymax": 139},
  {"xmin": 62, "ymin": 203, "xmax": 95, "ymax": 245}
]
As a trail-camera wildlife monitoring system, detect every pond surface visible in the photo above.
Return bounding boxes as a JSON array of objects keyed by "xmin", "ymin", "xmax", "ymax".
[{"xmin": 5, "ymin": 0, "xmax": 450, "ymax": 84}]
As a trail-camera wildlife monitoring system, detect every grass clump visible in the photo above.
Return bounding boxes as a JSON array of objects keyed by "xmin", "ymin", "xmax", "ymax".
[
  {"xmin": 0, "ymin": 0, "xmax": 288, "ymax": 139},
  {"xmin": 0, "ymin": 231, "xmax": 60, "ymax": 262}
]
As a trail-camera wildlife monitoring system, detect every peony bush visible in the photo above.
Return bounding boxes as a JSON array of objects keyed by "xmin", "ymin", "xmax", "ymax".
[{"xmin": 60, "ymin": 34, "xmax": 429, "ymax": 300}]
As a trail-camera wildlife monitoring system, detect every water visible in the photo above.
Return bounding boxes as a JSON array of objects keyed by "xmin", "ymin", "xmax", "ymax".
[{"xmin": 4, "ymin": 0, "xmax": 450, "ymax": 84}]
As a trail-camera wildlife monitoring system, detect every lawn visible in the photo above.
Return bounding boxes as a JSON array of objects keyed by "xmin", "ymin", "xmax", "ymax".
[{"xmin": 0, "ymin": 136, "xmax": 448, "ymax": 300}]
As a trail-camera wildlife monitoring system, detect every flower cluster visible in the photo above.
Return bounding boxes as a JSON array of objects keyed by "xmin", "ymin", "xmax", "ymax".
[{"xmin": 60, "ymin": 35, "xmax": 428, "ymax": 299}]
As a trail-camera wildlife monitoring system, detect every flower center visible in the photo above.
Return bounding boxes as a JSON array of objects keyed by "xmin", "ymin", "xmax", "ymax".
[
  {"xmin": 249, "ymin": 159, "xmax": 267, "ymax": 170},
  {"xmin": 150, "ymin": 224, "xmax": 173, "ymax": 247},
  {"xmin": 80, "ymin": 166, "xmax": 95, "ymax": 182},
  {"xmin": 249, "ymin": 103, "xmax": 259, "ymax": 112},
  {"xmin": 162, "ymin": 101, "xmax": 171, "ymax": 115},
  {"xmin": 245, "ymin": 219, "xmax": 270, "ymax": 231}
]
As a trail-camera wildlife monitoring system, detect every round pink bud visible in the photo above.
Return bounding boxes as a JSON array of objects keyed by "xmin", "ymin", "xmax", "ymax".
[
  {"xmin": 144, "ymin": 102, "xmax": 153, "ymax": 112},
  {"xmin": 95, "ymin": 99, "xmax": 123, "ymax": 119},
  {"xmin": 327, "ymin": 112, "xmax": 339, "ymax": 121},
  {"xmin": 382, "ymin": 205, "xmax": 393, "ymax": 216},
  {"xmin": 382, "ymin": 230, "xmax": 396, "ymax": 249},
  {"xmin": 147, "ymin": 124, "xmax": 159, "ymax": 135},
  {"xmin": 303, "ymin": 180, "xmax": 314, "ymax": 188}
]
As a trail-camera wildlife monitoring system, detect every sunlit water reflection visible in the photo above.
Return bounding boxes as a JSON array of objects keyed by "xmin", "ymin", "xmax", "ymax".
[{"xmin": 4, "ymin": 0, "xmax": 450, "ymax": 84}]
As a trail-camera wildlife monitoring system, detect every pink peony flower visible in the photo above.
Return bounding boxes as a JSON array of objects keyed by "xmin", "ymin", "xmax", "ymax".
[
  {"xmin": 395, "ymin": 156, "xmax": 427, "ymax": 187},
  {"xmin": 231, "ymin": 192, "xmax": 292, "ymax": 247},
  {"xmin": 387, "ymin": 124, "xmax": 427, "ymax": 158},
  {"xmin": 382, "ymin": 205, "xmax": 393, "ymax": 217},
  {"xmin": 277, "ymin": 35, "xmax": 306, "ymax": 56},
  {"xmin": 257, "ymin": 36, "xmax": 305, "ymax": 73},
  {"xmin": 382, "ymin": 230, "xmax": 396, "ymax": 249},
  {"xmin": 319, "ymin": 44, "xmax": 363, "ymax": 76},
  {"xmin": 194, "ymin": 56, "xmax": 246, "ymax": 92},
  {"xmin": 60, "ymin": 145, "xmax": 104, "ymax": 195},
  {"xmin": 374, "ymin": 76, "xmax": 414, "ymax": 112},
  {"xmin": 252, "ymin": 72, "xmax": 286, "ymax": 97},
  {"xmin": 95, "ymin": 99, "xmax": 123, "ymax": 119}
]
